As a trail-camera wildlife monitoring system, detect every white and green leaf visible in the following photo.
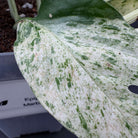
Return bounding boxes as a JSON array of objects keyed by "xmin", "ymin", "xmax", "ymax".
[
  {"xmin": 105, "ymin": 0, "xmax": 138, "ymax": 16},
  {"xmin": 105, "ymin": 0, "xmax": 138, "ymax": 23},
  {"xmin": 14, "ymin": 0, "xmax": 138, "ymax": 137}
]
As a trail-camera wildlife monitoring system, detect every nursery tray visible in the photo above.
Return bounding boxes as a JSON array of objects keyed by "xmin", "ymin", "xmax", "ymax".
[
  {"xmin": 0, "ymin": 52, "xmax": 23, "ymax": 81},
  {"xmin": 0, "ymin": 79, "xmax": 62, "ymax": 138},
  {"xmin": 0, "ymin": 53, "xmax": 62, "ymax": 138}
]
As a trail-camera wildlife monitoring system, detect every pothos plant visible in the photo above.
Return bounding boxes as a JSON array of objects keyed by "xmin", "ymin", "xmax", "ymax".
[{"xmin": 8, "ymin": 0, "xmax": 138, "ymax": 137}]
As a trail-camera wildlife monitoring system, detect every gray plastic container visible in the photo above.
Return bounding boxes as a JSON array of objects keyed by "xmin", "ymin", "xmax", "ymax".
[
  {"xmin": 0, "ymin": 52, "xmax": 62, "ymax": 138},
  {"xmin": 0, "ymin": 113, "xmax": 62, "ymax": 138},
  {"xmin": 0, "ymin": 52, "xmax": 23, "ymax": 81}
]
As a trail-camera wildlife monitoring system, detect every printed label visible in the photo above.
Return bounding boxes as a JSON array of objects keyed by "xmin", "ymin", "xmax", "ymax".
[{"xmin": 23, "ymin": 97, "xmax": 40, "ymax": 107}]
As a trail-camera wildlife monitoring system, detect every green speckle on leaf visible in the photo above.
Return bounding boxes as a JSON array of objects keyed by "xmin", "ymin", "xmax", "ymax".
[
  {"xmin": 102, "ymin": 54, "xmax": 107, "ymax": 58},
  {"xmin": 106, "ymin": 51, "xmax": 116, "ymax": 57},
  {"xmin": 55, "ymin": 77, "xmax": 60, "ymax": 90},
  {"xmin": 31, "ymin": 38, "xmax": 40, "ymax": 46},
  {"xmin": 34, "ymin": 25, "xmax": 41, "ymax": 31},
  {"xmin": 107, "ymin": 57, "xmax": 117, "ymax": 65},
  {"xmin": 50, "ymin": 59, "xmax": 53, "ymax": 65},
  {"xmin": 98, "ymin": 19, "xmax": 106, "ymax": 25},
  {"xmin": 95, "ymin": 77, "xmax": 102, "ymax": 84},
  {"xmin": 77, "ymin": 60, "xmax": 85, "ymax": 66},
  {"xmin": 102, "ymin": 53, "xmax": 117, "ymax": 65},
  {"xmin": 121, "ymin": 33, "xmax": 135, "ymax": 41},
  {"xmin": 102, "ymin": 25, "xmax": 120, "ymax": 31},
  {"xmin": 87, "ymin": 106, "xmax": 90, "ymax": 110},
  {"xmin": 24, "ymin": 59, "xmax": 30, "ymax": 67},
  {"xmin": 51, "ymin": 46, "xmax": 55, "ymax": 53},
  {"xmin": 125, "ymin": 122, "xmax": 132, "ymax": 131},
  {"xmin": 45, "ymin": 101, "xmax": 55, "ymax": 110},
  {"xmin": 81, "ymin": 55, "xmax": 89, "ymax": 60},
  {"xmin": 66, "ymin": 22, "xmax": 77, "ymax": 27},
  {"xmin": 65, "ymin": 36, "xmax": 74, "ymax": 40},
  {"xmin": 119, "ymin": 97, "xmax": 128, "ymax": 102},
  {"xmin": 94, "ymin": 62, "xmax": 101, "ymax": 67},
  {"xmin": 133, "ymin": 74, "xmax": 138, "ymax": 78},
  {"xmin": 109, "ymin": 75, "xmax": 117, "ymax": 78},
  {"xmin": 76, "ymin": 105, "xmax": 88, "ymax": 131},
  {"xmin": 106, "ymin": 66, "xmax": 113, "ymax": 71},
  {"xmin": 133, "ymin": 100, "xmax": 137, "ymax": 105},
  {"xmin": 36, "ymin": 78, "xmax": 39, "ymax": 85},
  {"xmin": 66, "ymin": 120, "xmax": 73, "ymax": 129},
  {"xmin": 30, "ymin": 54, "xmax": 35, "ymax": 63},
  {"xmin": 93, "ymin": 36, "xmax": 120, "ymax": 46},
  {"xmin": 94, "ymin": 124, "xmax": 97, "ymax": 129},
  {"xmin": 67, "ymin": 81, "xmax": 72, "ymax": 88},
  {"xmin": 67, "ymin": 73, "xmax": 72, "ymax": 88},
  {"xmin": 23, "ymin": 22, "xmax": 33, "ymax": 38},
  {"xmin": 88, "ymin": 96, "xmax": 91, "ymax": 101},
  {"xmin": 123, "ymin": 23, "xmax": 130, "ymax": 27},
  {"xmin": 25, "ymin": 54, "xmax": 35, "ymax": 67},
  {"xmin": 64, "ymin": 59, "xmax": 70, "ymax": 68},
  {"xmin": 100, "ymin": 109, "xmax": 104, "ymax": 117}
]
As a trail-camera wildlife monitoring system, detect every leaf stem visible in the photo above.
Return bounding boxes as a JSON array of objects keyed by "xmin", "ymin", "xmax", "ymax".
[
  {"xmin": 7, "ymin": 0, "xmax": 19, "ymax": 22},
  {"xmin": 36, "ymin": 0, "xmax": 41, "ymax": 11}
]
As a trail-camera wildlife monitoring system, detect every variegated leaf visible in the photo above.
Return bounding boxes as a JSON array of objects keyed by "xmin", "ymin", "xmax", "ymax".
[
  {"xmin": 14, "ymin": 0, "xmax": 138, "ymax": 137},
  {"xmin": 105, "ymin": 0, "xmax": 138, "ymax": 16}
]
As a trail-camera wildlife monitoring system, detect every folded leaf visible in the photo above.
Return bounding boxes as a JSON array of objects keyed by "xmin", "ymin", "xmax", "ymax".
[
  {"xmin": 105, "ymin": 0, "xmax": 138, "ymax": 16},
  {"xmin": 14, "ymin": 0, "xmax": 138, "ymax": 137}
]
